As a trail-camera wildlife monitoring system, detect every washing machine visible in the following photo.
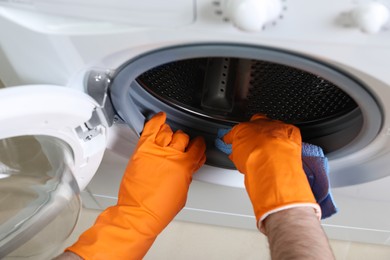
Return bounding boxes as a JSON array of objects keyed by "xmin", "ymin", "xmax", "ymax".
[{"xmin": 1, "ymin": 0, "xmax": 390, "ymax": 258}]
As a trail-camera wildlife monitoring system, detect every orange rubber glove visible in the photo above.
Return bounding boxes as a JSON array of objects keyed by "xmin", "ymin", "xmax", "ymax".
[
  {"xmin": 66, "ymin": 112, "xmax": 206, "ymax": 260},
  {"xmin": 223, "ymin": 114, "xmax": 321, "ymax": 233}
]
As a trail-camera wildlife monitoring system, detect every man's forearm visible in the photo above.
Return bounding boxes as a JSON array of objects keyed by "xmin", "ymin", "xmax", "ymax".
[{"xmin": 264, "ymin": 207, "xmax": 335, "ymax": 260}]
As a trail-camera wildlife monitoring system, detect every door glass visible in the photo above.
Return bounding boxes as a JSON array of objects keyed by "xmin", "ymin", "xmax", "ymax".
[{"xmin": 0, "ymin": 135, "xmax": 81, "ymax": 259}]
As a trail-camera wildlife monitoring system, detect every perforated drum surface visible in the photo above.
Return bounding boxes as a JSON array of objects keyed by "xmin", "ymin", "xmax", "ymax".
[
  {"xmin": 137, "ymin": 59, "xmax": 206, "ymax": 107},
  {"xmin": 137, "ymin": 58, "xmax": 357, "ymax": 124}
]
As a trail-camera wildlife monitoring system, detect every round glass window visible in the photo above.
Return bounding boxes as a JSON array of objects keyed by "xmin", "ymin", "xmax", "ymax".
[{"xmin": 0, "ymin": 135, "xmax": 80, "ymax": 259}]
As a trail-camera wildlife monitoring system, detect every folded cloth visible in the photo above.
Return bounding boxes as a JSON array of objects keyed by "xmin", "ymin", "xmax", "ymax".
[{"xmin": 216, "ymin": 128, "xmax": 338, "ymax": 219}]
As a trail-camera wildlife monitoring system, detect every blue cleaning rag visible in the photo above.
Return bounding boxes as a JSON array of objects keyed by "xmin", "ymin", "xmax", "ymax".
[{"xmin": 215, "ymin": 128, "xmax": 337, "ymax": 219}]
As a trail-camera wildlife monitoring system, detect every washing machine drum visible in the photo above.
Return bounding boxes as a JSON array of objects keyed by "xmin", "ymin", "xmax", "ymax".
[
  {"xmin": 138, "ymin": 58, "xmax": 357, "ymax": 125},
  {"xmin": 109, "ymin": 44, "xmax": 381, "ymax": 169}
]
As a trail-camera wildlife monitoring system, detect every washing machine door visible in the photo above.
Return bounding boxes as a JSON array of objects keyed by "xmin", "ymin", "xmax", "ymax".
[{"xmin": 0, "ymin": 85, "xmax": 107, "ymax": 259}]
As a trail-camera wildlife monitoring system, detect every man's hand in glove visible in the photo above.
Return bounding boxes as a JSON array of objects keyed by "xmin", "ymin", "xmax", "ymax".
[
  {"xmin": 222, "ymin": 114, "xmax": 321, "ymax": 232},
  {"xmin": 65, "ymin": 112, "xmax": 206, "ymax": 260}
]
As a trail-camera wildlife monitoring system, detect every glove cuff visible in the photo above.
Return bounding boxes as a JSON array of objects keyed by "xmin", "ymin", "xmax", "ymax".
[
  {"xmin": 65, "ymin": 205, "xmax": 160, "ymax": 260},
  {"xmin": 257, "ymin": 203, "xmax": 322, "ymax": 234}
]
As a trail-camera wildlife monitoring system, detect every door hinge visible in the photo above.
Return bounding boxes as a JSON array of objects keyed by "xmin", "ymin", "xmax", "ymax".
[
  {"xmin": 86, "ymin": 69, "xmax": 116, "ymax": 127},
  {"xmin": 75, "ymin": 69, "xmax": 117, "ymax": 142}
]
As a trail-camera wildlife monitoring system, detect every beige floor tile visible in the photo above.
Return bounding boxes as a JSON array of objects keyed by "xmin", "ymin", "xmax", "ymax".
[
  {"xmin": 145, "ymin": 221, "xmax": 271, "ymax": 260},
  {"xmin": 329, "ymin": 240, "xmax": 351, "ymax": 260},
  {"xmin": 346, "ymin": 242, "xmax": 390, "ymax": 260},
  {"xmin": 55, "ymin": 208, "xmax": 390, "ymax": 260}
]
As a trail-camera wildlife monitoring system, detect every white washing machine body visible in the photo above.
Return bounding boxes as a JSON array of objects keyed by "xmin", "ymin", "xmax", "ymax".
[{"xmin": 1, "ymin": 0, "xmax": 390, "ymax": 251}]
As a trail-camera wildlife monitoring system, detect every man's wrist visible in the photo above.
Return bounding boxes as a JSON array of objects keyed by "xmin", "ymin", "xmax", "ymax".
[
  {"xmin": 264, "ymin": 207, "xmax": 318, "ymax": 230},
  {"xmin": 264, "ymin": 207, "xmax": 335, "ymax": 260},
  {"xmin": 259, "ymin": 203, "xmax": 321, "ymax": 234}
]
